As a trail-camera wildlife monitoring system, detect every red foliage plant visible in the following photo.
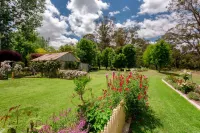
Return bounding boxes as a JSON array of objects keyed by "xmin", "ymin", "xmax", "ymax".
[
  {"xmin": 30, "ymin": 53, "xmax": 44, "ymax": 60},
  {"xmin": 0, "ymin": 50, "xmax": 22, "ymax": 62}
]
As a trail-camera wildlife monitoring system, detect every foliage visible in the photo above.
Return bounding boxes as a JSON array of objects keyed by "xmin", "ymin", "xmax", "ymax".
[
  {"xmin": 101, "ymin": 48, "xmax": 114, "ymax": 69},
  {"xmin": 59, "ymin": 70, "xmax": 88, "ymax": 80},
  {"xmin": 28, "ymin": 53, "xmax": 44, "ymax": 60},
  {"xmin": 0, "ymin": 50, "xmax": 22, "ymax": 62},
  {"xmin": 0, "ymin": 0, "xmax": 45, "ymax": 49},
  {"xmin": 30, "ymin": 61, "xmax": 61, "ymax": 78},
  {"xmin": 187, "ymin": 92, "xmax": 200, "ymax": 101},
  {"xmin": 59, "ymin": 45, "xmax": 76, "ymax": 53},
  {"xmin": 123, "ymin": 44, "xmax": 136, "ymax": 68},
  {"xmin": 0, "ymin": 61, "xmax": 12, "ymax": 80},
  {"xmin": 76, "ymin": 39, "xmax": 97, "ymax": 65},
  {"xmin": 95, "ymin": 51, "xmax": 102, "ymax": 70},
  {"xmin": 178, "ymin": 82, "xmax": 196, "ymax": 94},
  {"xmin": 13, "ymin": 64, "xmax": 23, "ymax": 77},
  {"xmin": 107, "ymin": 72, "xmax": 149, "ymax": 118},
  {"xmin": 114, "ymin": 28, "xmax": 129, "ymax": 47},
  {"xmin": 166, "ymin": 75, "xmax": 178, "ymax": 83},
  {"xmin": 64, "ymin": 62, "xmax": 79, "ymax": 70},
  {"xmin": 35, "ymin": 48, "xmax": 47, "ymax": 54},
  {"xmin": 164, "ymin": 0, "xmax": 200, "ymax": 56},
  {"xmin": 180, "ymin": 70, "xmax": 192, "ymax": 82},
  {"xmin": 86, "ymin": 103, "xmax": 112, "ymax": 132},
  {"xmin": 73, "ymin": 76, "xmax": 92, "ymax": 114},
  {"xmin": 143, "ymin": 45, "xmax": 155, "ymax": 67},
  {"xmin": 112, "ymin": 53, "xmax": 126, "ymax": 69}
]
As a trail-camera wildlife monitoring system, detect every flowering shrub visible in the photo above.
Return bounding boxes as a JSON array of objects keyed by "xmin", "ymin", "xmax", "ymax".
[
  {"xmin": 13, "ymin": 64, "xmax": 23, "ymax": 77},
  {"xmin": 107, "ymin": 72, "xmax": 149, "ymax": 119},
  {"xmin": 0, "ymin": 50, "xmax": 22, "ymax": 62},
  {"xmin": 0, "ymin": 61, "xmax": 11, "ymax": 80},
  {"xmin": 180, "ymin": 70, "xmax": 192, "ymax": 81},
  {"xmin": 59, "ymin": 70, "xmax": 87, "ymax": 80},
  {"xmin": 178, "ymin": 81, "xmax": 196, "ymax": 94}
]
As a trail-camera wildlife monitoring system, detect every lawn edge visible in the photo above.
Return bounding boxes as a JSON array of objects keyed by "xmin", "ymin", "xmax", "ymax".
[{"xmin": 162, "ymin": 79, "xmax": 200, "ymax": 110}]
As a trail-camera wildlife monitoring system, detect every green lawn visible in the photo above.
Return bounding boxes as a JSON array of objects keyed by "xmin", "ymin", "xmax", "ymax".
[{"xmin": 0, "ymin": 70, "xmax": 200, "ymax": 133}]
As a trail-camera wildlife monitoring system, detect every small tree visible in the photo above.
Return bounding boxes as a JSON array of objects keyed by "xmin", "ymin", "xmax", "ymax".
[
  {"xmin": 143, "ymin": 45, "xmax": 155, "ymax": 67},
  {"xmin": 112, "ymin": 53, "xmax": 126, "ymax": 70},
  {"xmin": 123, "ymin": 44, "xmax": 136, "ymax": 69},
  {"xmin": 102, "ymin": 48, "xmax": 114, "ymax": 69},
  {"xmin": 152, "ymin": 40, "xmax": 171, "ymax": 72},
  {"xmin": 76, "ymin": 39, "xmax": 97, "ymax": 65},
  {"xmin": 96, "ymin": 51, "xmax": 102, "ymax": 70}
]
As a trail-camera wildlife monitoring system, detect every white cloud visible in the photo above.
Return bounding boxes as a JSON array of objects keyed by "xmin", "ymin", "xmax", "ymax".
[
  {"xmin": 122, "ymin": 6, "xmax": 130, "ymax": 12},
  {"xmin": 137, "ymin": 13, "xmax": 177, "ymax": 38},
  {"xmin": 37, "ymin": 0, "xmax": 78, "ymax": 47},
  {"xmin": 131, "ymin": 15, "xmax": 139, "ymax": 18},
  {"xmin": 115, "ymin": 19, "xmax": 137, "ymax": 29},
  {"xmin": 139, "ymin": 0, "xmax": 170, "ymax": 14},
  {"xmin": 67, "ymin": 0, "xmax": 109, "ymax": 37},
  {"xmin": 109, "ymin": 11, "xmax": 120, "ymax": 16}
]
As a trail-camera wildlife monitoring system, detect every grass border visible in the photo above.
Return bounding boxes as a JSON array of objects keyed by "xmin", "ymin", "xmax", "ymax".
[{"xmin": 162, "ymin": 79, "xmax": 200, "ymax": 110}]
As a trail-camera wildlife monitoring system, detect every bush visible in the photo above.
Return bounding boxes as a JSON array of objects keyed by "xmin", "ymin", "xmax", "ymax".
[
  {"xmin": 187, "ymin": 92, "xmax": 200, "ymax": 101},
  {"xmin": 59, "ymin": 70, "xmax": 88, "ymax": 80},
  {"xmin": 30, "ymin": 61, "xmax": 61, "ymax": 78},
  {"xmin": 0, "ymin": 61, "xmax": 12, "ymax": 80},
  {"xmin": 29, "ymin": 53, "xmax": 44, "ymax": 60},
  {"xmin": 13, "ymin": 64, "xmax": 23, "ymax": 78},
  {"xmin": 178, "ymin": 82, "xmax": 196, "ymax": 94},
  {"xmin": 112, "ymin": 53, "xmax": 126, "ymax": 69},
  {"xmin": 194, "ymin": 86, "xmax": 200, "ymax": 94},
  {"xmin": 0, "ymin": 50, "xmax": 22, "ymax": 62},
  {"xmin": 166, "ymin": 75, "xmax": 178, "ymax": 83},
  {"xmin": 64, "ymin": 62, "xmax": 79, "ymax": 70}
]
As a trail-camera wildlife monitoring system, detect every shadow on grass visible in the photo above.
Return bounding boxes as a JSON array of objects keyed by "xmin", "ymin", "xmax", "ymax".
[
  {"xmin": 159, "ymin": 71, "xmax": 180, "ymax": 77},
  {"xmin": 130, "ymin": 108, "xmax": 162, "ymax": 133}
]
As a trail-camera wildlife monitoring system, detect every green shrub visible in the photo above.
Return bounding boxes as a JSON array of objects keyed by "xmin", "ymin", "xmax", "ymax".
[
  {"xmin": 166, "ymin": 75, "xmax": 177, "ymax": 83},
  {"xmin": 194, "ymin": 86, "xmax": 200, "ymax": 94},
  {"xmin": 178, "ymin": 82, "xmax": 196, "ymax": 94},
  {"xmin": 187, "ymin": 92, "xmax": 200, "ymax": 101}
]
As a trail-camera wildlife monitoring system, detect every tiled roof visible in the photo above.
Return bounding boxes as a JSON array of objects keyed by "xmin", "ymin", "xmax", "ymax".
[{"xmin": 32, "ymin": 52, "xmax": 69, "ymax": 61}]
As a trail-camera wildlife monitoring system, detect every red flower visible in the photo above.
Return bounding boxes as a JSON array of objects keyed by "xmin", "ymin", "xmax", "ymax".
[
  {"xmin": 118, "ymin": 88, "xmax": 123, "ymax": 93},
  {"xmin": 138, "ymin": 94, "xmax": 143, "ymax": 100},
  {"xmin": 140, "ymin": 75, "xmax": 143, "ymax": 89},
  {"xmin": 125, "ymin": 88, "xmax": 130, "ymax": 92}
]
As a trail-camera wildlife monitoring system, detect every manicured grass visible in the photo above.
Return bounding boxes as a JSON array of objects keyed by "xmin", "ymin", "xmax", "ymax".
[
  {"xmin": 131, "ymin": 70, "xmax": 200, "ymax": 133},
  {"xmin": 0, "ymin": 70, "xmax": 200, "ymax": 132}
]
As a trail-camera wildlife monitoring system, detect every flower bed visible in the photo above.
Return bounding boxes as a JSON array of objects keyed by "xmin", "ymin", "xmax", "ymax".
[
  {"xmin": 59, "ymin": 70, "xmax": 88, "ymax": 79},
  {"xmin": 164, "ymin": 71, "xmax": 200, "ymax": 108}
]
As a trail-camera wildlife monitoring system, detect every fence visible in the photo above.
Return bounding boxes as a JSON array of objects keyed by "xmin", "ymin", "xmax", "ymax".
[{"xmin": 101, "ymin": 100, "xmax": 126, "ymax": 133}]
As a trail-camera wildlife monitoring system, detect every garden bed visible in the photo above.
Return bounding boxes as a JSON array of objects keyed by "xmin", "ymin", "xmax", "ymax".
[{"xmin": 162, "ymin": 79, "xmax": 200, "ymax": 110}]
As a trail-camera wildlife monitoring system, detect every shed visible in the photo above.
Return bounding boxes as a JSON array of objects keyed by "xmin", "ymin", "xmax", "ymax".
[{"xmin": 32, "ymin": 52, "xmax": 80, "ymax": 69}]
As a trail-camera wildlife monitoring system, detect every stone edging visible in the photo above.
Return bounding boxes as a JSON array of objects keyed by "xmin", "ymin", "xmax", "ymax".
[{"xmin": 162, "ymin": 79, "xmax": 200, "ymax": 110}]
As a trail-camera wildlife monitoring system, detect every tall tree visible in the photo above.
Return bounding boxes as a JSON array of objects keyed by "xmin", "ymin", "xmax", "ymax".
[
  {"xmin": 76, "ymin": 39, "xmax": 97, "ymax": 65},
  {"xmin": 95, "ymin": 17, "xmax": 114, "ymax": 51},
  {"xmin": 152, "ymin": 40, "xmax": 172, "ymax": 72},
  {"xmin": 101, "ymin": 47, "xmax": 114, "ymax": 69},
  {"xmin": 164, "ymin": 0, "xmax": 200, "ymax": 55},
  {"xmin": 0, "ymin": 0, "xmax": 45, "ymax": 49},
  {"xmin": 123, "ymin": 44, "xmax": 136, "ymax": 69}
]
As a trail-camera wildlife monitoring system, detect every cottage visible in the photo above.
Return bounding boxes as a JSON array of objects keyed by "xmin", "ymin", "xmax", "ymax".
[{"xmin": 32, "ymin": 52, "xmax": 89, "ymax": 71}]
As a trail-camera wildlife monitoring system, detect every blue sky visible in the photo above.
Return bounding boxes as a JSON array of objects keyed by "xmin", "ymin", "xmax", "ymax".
[{"xmin": 37, "ymin": 0, "xmax": 176, "ymax": 47}]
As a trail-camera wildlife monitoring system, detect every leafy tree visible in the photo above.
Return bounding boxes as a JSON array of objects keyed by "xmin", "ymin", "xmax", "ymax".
[
  {"xmin": 143, "ymin": 45, "xmax": 155, "ymax": 67},
  {"xmin": 164, "ymin": 0, "xmax": 200, "ymax": 56},
  {"xmin": 76, "ymin": 39, "xmax": 97, "ymax": 65},
  {"xmin": 96, "ymin": 51, "xmax": 102, "ymax": 70},
  {"xmin": 115, "ymin": 47, "xmax": 123, "ymax": 54},
  {"xmin": 95, "ymin": 17, "xmax": 114, "ymax": 51},
  {"xmin": 112, "ymin": 53, "xmax": 126, "ymax": 69},
  {"xmin": 152, "ymin": 40, "xmax": 172, "ymax": 72},
  {"xmin": 59, "ymin": 45, "xmax": 76, "ymax": 53},
  {"xmin": 123, "ymin": 44, "xmax": 136, "ymax": 68},
  {"xmin": 0, "ymin": 0, "xmax": 45, "ymax": 49},
  {"xmin": 113, "ymin": 28, "xmax": 129, "ymax": 47},
  {"xmin": 101, "ymin": 48, "xmax": 114, "ymax": 69},
  {"xmin": 83, "ymin": 34, "xmax": 96, "ymax": 42}
]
